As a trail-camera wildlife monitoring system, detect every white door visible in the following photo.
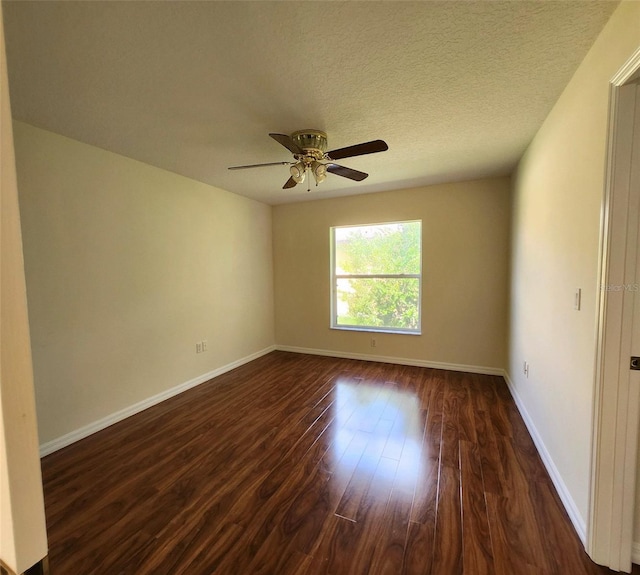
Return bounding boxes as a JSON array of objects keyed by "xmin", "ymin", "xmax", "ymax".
[
  {"xmin": 589, "ymin": 74, "xmax": 640, "ymax": 573},
  {"xmin": 630, "ymin": 81, "xmax": 640, "ymax": 566}
]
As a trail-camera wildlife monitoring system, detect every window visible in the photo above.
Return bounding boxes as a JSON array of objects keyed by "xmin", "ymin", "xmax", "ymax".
[{"xmin": 330, "ymin": 220, "xmax": 422, "ymax": 334}]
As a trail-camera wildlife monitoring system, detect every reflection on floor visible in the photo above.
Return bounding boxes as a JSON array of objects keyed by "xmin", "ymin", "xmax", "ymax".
[{"xmin": 332, "ymin": 379, "xmax": 423, "ymax": 510}]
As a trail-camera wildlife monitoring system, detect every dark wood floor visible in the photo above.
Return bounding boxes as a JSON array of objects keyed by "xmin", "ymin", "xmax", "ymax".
[{"xmin": 41, "ymin": 351, "xmax": 634, "ymax": 574}]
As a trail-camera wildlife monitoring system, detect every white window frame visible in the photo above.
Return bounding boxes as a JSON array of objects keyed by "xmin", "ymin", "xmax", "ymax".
[{"xmin": 330, "ymin": 220, "xmax": 422, "ymax": 335}]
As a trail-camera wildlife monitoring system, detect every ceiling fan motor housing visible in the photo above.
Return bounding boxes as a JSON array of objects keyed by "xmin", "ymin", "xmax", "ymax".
[{"xmin": 291, "ymin": 130, "xmax": 327, "ymax": 160}]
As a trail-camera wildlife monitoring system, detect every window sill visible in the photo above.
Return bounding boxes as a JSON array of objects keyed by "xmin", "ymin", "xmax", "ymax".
[{"xmin": 330, "ymin": 326, "xmax": 421, "ymax": 336}]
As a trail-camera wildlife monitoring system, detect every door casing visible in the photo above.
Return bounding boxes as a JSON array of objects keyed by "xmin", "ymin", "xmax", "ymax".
[{"xmin": 588, "ymin": 48, "xmax": 640, "ymax": 573}]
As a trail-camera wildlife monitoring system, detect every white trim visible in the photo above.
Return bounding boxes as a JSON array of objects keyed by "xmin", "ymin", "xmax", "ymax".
[
  {"xmin": 611, "ymin": 46, "xmax": 640, "ymax": 85},
  {"xmin": 39, "ymin": 345, "xmax": 277, "ymax": 457},
  {"xmin": 330, "ymin": 326, "xmax": 421, "ymax": 336},
  {"xmin": 633, "ymin": 542, "xmax": 640, "ymax": 565},
  {"xmin": 276, "ymin": 345, "xmax": 504, "ymax": 376},
  {"xmin": 503, "ymin": 371, "xmax": 587, "ymax": 543},
  {"xmin": 335, "ymin": 273, "xmax": 421, "ymax": 280},
  {"xmin": 589, "ymin": 45, "xmax": 640, "ymax": 573}
]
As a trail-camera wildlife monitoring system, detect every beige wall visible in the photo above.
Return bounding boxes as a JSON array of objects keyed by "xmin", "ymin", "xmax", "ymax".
[
  {"xmin": 509, "ymin": 0, "xmax": 640, "ymax": 536},
  {"xmin": 273, "ymin": 177, "xmax": 511, "ymax": 370},
  {"xmin": 0, "ymin": 6, "xmax": 48, "ymax": 572},
  {"xmin": 14, "ymin": 122, "xmax": 275, "ymax": 446}
]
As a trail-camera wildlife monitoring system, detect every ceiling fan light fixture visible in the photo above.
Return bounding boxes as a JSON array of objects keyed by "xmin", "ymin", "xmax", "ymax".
[
  {"xmin": 290, "ymin": 162, "xmax": 306, "ymax": 183},
  {"xmin": 312, "ymin": 161, "xmax": 327, "ymax": 184}
]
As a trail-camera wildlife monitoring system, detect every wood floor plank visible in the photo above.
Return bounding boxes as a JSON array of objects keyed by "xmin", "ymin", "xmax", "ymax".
[
  {"xmin": 460, "ymin": 439, "xmax": 495, "ymax": 574},
  {"xmin": 280, "ymin": 462, "xmax": 333, "ymax": 556},
  {"xmin": 440, "ymin": 374, "xmax": 461, "ymax": 470},
  {"xmin": 479, "ymin": 378, "xmax": 513, "ymax": 438},
  {"xmin": 39, "ymin": 352, "xmax": 623, "ymax": 574},
  {"xmin": 409, "ymin": 454, "xmax": 439, "ymax": 526},
  {"xmin": 423, "ymin": 373, "xmax": 445, "ymax": 460},
  {"xmin": 473, "ymin": 406, "xmax": 506, "ymax": 495},
  {"xmin": 529, "ymin": 480, "xmax": 606, "ymax": 575},
  {"xmin": 246, "ymin": 538, "xmax": 312, "ymax": 575},
  {"xmin": 367, "ymin": 487, "xmax": 413, "ymax": 575},
  {"xmin": 335, "ymin": 419, "xmax": 394, "ymax": 521},
  {"xmin": 311, "ymin": 515, "xmax": 360, "ymax": 574},
  {"xmin": 431, "ymin": 464, "xmax": 463, "ymax": 575},
  {"xmin": 486, "ymin": 490, "xmax": 551, "ymax": 574},
  {"xmin": 138, "ymin": 514, "xmax": 243, "ymax": 573},
  {"xmin": 404, "ymin": 520, "xmax": 436, "ymax": 575},
  {"xmin": 168, "ymin": 521, "xmax": 244, "ymax": 574},
  {"xmin": 457, "ymin": 381, "xmax": 478, "ymax": 444}
]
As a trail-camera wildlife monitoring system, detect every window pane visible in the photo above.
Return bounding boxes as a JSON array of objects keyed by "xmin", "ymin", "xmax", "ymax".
[
  {"xmin": 335, "ymin": 221, "xmax": 421, "ymax": 275},
  {"xmin": 336, "ymin": 277, "xmax": 420, "ymax": 330}
]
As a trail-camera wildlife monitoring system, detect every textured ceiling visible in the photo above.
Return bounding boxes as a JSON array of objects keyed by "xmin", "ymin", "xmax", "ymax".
[{"xmin": 3, "ymin": 1, "xmax": 618, "ymax": 205}]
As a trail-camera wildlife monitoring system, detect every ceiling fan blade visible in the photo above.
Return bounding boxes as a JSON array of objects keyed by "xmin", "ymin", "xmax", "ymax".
[
  {"xmin": 228, "ymin": 161, "xmax": 290, "ymax": 170},
  {"xmin": 283, "ymin": 176, "xmax": 298, "ymax": 189},
  {"xmin": 326, "ymin": 139, "xmax": 388, "ymax": 161},
  {"xmin": 326, "ymin": 163, "xmax": 368, "ymax": 182},
  {"xmin": 269, "ymin": 133, "xmax": 303, "ymax": 155}
]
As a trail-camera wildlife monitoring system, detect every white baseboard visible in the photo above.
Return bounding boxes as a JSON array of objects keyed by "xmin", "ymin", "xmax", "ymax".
[
  {"xmin": 503, "ymin": 370, "xmax": 587, "ymax": 544},
  {"xmin": 275, "ymin": 345, "xmax": 504, "ymax": 376},
  {"xmin": 39, "ymin": 345, "xmax": 277, "ymax": 457},
  {"xmin": 632, "ymin": 542, "xmax": 640, "ymax": 565}
]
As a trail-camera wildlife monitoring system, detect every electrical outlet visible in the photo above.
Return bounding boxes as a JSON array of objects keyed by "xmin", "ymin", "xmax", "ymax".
[
  {"xmin": 196, "ymin": 342, "xmax": 203, "ymax": 354},
  {"xmin": 523, "ymin": 361, "xmax": 530, "ymax": 378},
  {"xmin": 202, "ymin": 339, "xmax": 208, "ymax": 352},
  {"xmin": 574, "ymin": 288, "xmax": 582, "ymax": 310},
  {"xmin": 371, "ymin": 338, "xmax": 377, "ymax": 348}
]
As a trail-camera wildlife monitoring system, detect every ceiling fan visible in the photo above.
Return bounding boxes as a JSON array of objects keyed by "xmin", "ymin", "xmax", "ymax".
[{"xmin": 228, "ymin": 130, "xmax": 388, "ymax": 190}]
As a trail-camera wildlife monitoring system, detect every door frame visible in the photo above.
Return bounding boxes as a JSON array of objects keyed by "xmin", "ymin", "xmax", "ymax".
[{"xmin": 588, "ymin": 46, "xmax": 640, "ymax": 573}]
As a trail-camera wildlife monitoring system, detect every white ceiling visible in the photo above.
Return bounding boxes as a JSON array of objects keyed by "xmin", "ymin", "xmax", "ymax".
[{"xmin": 3, "ymin": 1, "xmax": 618, "ymax": 205}]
